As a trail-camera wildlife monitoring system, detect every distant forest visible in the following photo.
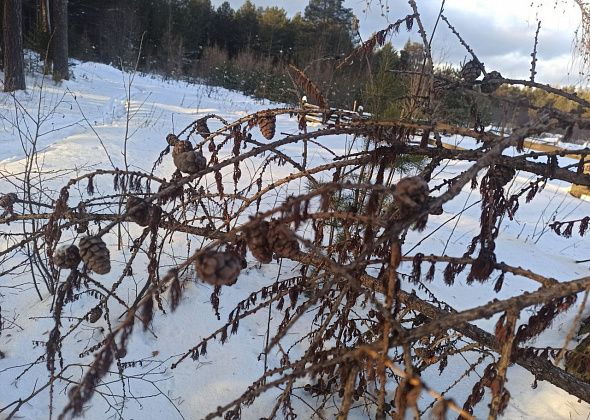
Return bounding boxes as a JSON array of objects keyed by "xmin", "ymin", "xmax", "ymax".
[{"xmin": 2, "ymin": 0, "xmax": 590, "ymax": 139}]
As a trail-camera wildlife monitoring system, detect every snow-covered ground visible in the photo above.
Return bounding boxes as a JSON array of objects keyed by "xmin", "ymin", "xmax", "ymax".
[{"xmin": 0, "ymin": 61, "xmax": 589, "ymax": 419}]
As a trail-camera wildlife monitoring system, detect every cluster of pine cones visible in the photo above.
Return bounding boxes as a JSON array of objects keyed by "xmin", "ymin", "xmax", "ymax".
[
  {"xmin": 53, "ymin": 235, "xmax": 111, "ymax": 275},
  {"xmin": 460, "ymin": 60, "xmax": 503, "ymax": 93},
  {"xmin": 244, "ymin": 219, "xmax": 300, "ymax": 263},
  {"xmin": 194, "ymin": 220, "xmax": 299, "ymax": 286},
  {"xmin": 167, "ymin": 134, "xmax": 207, "ymax": 174},
  {"xmin": 460, "ymin": 59, "xmax": 483, "ymax": 83}
]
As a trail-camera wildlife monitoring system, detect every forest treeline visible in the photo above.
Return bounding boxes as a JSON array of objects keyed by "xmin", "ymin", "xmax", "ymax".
[{"xmin": 1, "ymin": 0, "xmax": 590, "ymax": 139}]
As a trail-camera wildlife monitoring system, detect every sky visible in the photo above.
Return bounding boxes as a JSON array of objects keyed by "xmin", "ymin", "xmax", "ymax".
[{"xmin": 211, "ymin": 0, "xmax": 585, "ymax": 86}]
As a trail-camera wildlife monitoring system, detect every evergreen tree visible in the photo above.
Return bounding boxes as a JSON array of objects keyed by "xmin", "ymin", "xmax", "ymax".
[
  {"xmin": 303, "ymin": 0, "xmax": 356, "ymax": 57},
  {"xmin": 258, "ymin": 6, "xmax": 294, "ymax": 60},
  {"xmin": 304, "ymin": 0, "xmax": 353, "ymax": 28},
  {"xmin": 49, "ymin": 0, "xmax": 68, "ymax": 80},
  {"xmin": 3, "ymin": 0, "xmax": 26, "ymax": 91},
  {"xmin": 211, "ymin": 1, "xmax": 236, "ymax": 56},
  {"xmin": 235, "ymin": 0, "xmax": 259, "ymax": 51},
  {"xmin": 363, "ymin": 44, "xmax": 407, "ymax": 118},
  {"xmin": 178, "ymin": 0, "xmax": 213, "ymax": 59}
]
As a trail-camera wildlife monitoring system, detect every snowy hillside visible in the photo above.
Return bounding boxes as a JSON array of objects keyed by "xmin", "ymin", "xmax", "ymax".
[{"xmin": 0, "ymin": 61, "xmax": 590, "ymax": 420}]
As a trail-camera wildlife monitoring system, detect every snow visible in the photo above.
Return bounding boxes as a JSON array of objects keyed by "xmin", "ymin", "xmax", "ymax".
[{"xmin": 0, "ymin": 61, "xmax": 589, "ymax": 419}]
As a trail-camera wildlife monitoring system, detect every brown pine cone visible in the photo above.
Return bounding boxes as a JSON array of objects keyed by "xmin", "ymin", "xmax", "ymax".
[
  {"xmin": 469, "ymin": 248, "xmax": 496, "ymax": 281},
  {"xmin": 125, "ymin": 196, "xmax": 151, "ymax": 226},
  {"xmin": 75, "ymin": 203, "xmax": 89, "ymax": 233},
  {"xmin": 76, "ymin": 220, "xmax": 89, "ymax": 234},
  {"xmin": 173, "ymin": 149, "xmax": 207, "ymax": 174},
  {"xmin": 481, "ymin": 71, "xmax": 503, "ymax": 94},
  {"xmin": 166, "ymin": 133, "xmax": 179, "ymax": 146},
  {"xmin": 196, "ymin": 118, "xmax": 210, "ymax": 138},
  {"xmin": 173, "ymin": 150, "xmax": 207, "ymax": 174},
  {"xmin": 488, "ymin": 165, "xmax": 515, "ymax": 188},
  {"xmin": 259, "ymin": 114, "xmax": 276, "ymax": 140},
  {"xmin": 460, "ymin": 59, "xmax": 482, "ymax": 83},
  {"xmin": 195, "ymin": 250, "xmax": 241, "ymax": 286},
  {"xmin": 158, "ymin": 180, "xmax": 183, "ymax": 203},
  {"xmin": 88, "ymin": 305, "xmax": 103, "ymax": 323},
  {"xmin": 79, "ymin": 236, "xmax": 111, "ymax": 275},
  {"xmin": 0, "ymin": 192, "xmax": 17, "ymax": 214},
  {"xmin": 269, "ymin": 221, "xmax": 299, "ymax": 257},
  {"xmin": 245, "ymin": 220, "xmax": 272, "ymax": 263},
  {"xmin": 394, "ymin": 176, "xmax": 429, "ymax": 217},
  {"xmin": 172, "ymin": 139, "xmax": 193, "ymax": 156},
  {"xmin": 53, "ymin": 244, "xmax": 82, "ymax": 269}
]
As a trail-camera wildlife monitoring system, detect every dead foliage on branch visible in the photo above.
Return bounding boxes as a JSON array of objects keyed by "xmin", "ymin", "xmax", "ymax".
[{"xmin": 2, "ymin": 4, "xmax": 590, "ymax": 420}]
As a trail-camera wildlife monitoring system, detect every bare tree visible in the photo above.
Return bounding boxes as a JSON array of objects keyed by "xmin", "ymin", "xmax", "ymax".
[{"xmin": 3, "ymin": 0, "xmax": 26, "ymax": 91}]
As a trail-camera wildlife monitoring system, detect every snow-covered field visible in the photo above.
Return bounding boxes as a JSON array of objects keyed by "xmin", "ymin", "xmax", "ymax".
[{"xmin": 0, "ymin": 61, "xmax": 589, "ymax": 419}]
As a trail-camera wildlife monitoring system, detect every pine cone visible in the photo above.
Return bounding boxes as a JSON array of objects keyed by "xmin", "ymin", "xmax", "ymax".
[
  {"xmin": 470, "ymin": 249, "xmax": 496, "ymax": 281},
  {"xmin": 166, "ymin": 133, "xmax": 179, "ymax": 146},
  {"xmin": 79, "ymin": 236, "xmax": 111, "ymax": 275},
  {"xmin": 394, "ymin": 176, "xmax": 429, "ymax": 217},
  {"xmin": 488, "ymin": 165, "xmax": 515, "ymax": 188},
  {"xmin": 75, "ymin": 203, "xmax": 89, "ymax": 233},
  {"xmin": 88, "ymin": 305, "xmax": 103, "ymax": 323},
  {"xmin": 76, "ymin": 221, "xmax": 89, "ymax": 234},
  {"xmin": 125, "ymin": 196, "xmax": 151, "ymax": 226},
  {"xmin": 196, "ymin": 118, "xmax": 210, "ymax": 138},
  {"xmin": 174, "ymin": 150, "xmax": 207, "ymax": 174},
  {"xmin": 53, "ymin": 245, "xmax": 82, "ymax": 269},
  {"xmin": 158, "ymin": 180, "xmax": 183, "ymax": 203},
  {"xmin": 195, "ymin": 250, "xmax": 241, "ymax": 286},
  {"xmin": 0, "ymin": 192, "xmax": 17, "ymax": 214},
  {"xmin": 481, "ymin": 71, "xmax": 503, "ymax": 94},
  {"xmin": 172, "ymin": 140, "xmax": 207, "ymax": 174},
  {"xmin": 245, "ymin": 220, "xmax": 272, "ymax": 263},
  {"xmin": 269, "ymin": 221, "xmax": 299, "ymax": 257},
  {"xmin": 259, "ymin": 114, "xmax": 276, "ymax": 140},
  {"xmin": 460, "ymin": 59, "xmax": 482, "ymax": 83},
  {"xmin": 172, "ymin": 139, "xmax": 193, "ymax": 155}
]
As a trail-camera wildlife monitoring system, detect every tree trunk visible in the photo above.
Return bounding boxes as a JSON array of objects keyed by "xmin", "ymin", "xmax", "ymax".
[
  {"xmin": 39, "ymin": 0, "xmax": 50, "ymax": 33},
  {"xmin": 37, "ymin": 0, "xmax": 52, "ymax": 74},
  {"xmin": 49, "ymin": 0, "xmax": 68, "ymax": 80},
  {"xmin": 3, "ymin": 0, "xmax": 26, "ymax": 92}
]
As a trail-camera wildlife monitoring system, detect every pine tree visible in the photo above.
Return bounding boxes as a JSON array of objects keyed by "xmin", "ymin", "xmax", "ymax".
[
  {"xmin": 49, "ymin": 0, "xmax": 68, "ymax": 80},
  {"xmin": 235, "ymin": 1, "xmax": 259, "ymax": 51},
  {"xmin": 302, "ymin": 0, "xmax": 355, "ymax": 57},
  {"xmin": 211, "ymin": 1, "xmax": 236, "ymax": 56},
  {"xmin": 304, "ymin": 0, "xmax": 354, "ymax": 28},
  {"xmin": 3, "ymin": 0, "xmax": 26, "ymax": 91}
]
